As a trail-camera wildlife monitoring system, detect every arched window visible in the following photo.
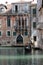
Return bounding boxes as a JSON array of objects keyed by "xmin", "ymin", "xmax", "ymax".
[{"xmin": 16, "ymin": 35, "xmax": 23, "ymax": 43}]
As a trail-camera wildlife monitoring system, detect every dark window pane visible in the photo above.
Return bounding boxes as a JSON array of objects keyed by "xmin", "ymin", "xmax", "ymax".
[
  {"xmin": 15, "ymin": 5, "xmax": 18, "ymax": 12},
  {"xmin": 7, "ymin": 31, "xmax": 10, "ymax": 36},
  {"xmin": 7, "ymin": 16, "xmax": 10, "ymax": 27},
  {"xmin": 22, "ymin": 18, "xmax": 24, "ymax": 28},
  {"xmin": 13, "ymin": 32, "xmax": 16, "ymax": 36},
  {"xmin": 33, "ymin": 9, "xmax": 36, "ymax": 14},
  {"xmin": 42, "ymin": 0, "xmax": 43, "ymax": 7},
  {"xmin": 33, "ymin": 8, "xmax": 36, "ymax": 17},
  {"xmin": 33, "ymin": 22, "xmax": 36, "ymax": 28},
  {"xmin": 33, "ymin": 36, "xmax": 36, "ymax": 41},
  {"xmin": 0, "ymin": 32, "xmax": 1, "ymax": 36}
]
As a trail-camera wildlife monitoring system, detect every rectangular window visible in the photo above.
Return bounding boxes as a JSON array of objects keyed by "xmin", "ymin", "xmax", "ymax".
[
  {"xmin": 42, "ymin": 0, "xmax": 43, "ymax": 7},
  {"xmin": 13, "ymin": 32, "xmax": 16, "ymax": 36},
  {"xmin": 15, "ymin": 5, "xmax": 18, "ymax": 12},
  {"xmin": 0, "ymin": 31, "xmax": 1, "ymax": 36},
  {"xmin": 33, "ymin": 22, "xmax": 36, "ymax": 28},
  {"xmin": 7, "ymin": 31, "xmax": 10, "ymax": 36},
  {"xmin": 33, "ymin": 8, "xmax": 36, "ymax": 17},
  {"xmin": 7, "ymin": 16, "xmax": 10, "ymax": 27},
  {"xmin": 33, "ymin": 36, "xmax": 36, "ymax": 41}
]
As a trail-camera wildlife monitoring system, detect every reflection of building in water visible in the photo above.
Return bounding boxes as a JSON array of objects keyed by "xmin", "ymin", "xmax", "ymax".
[
  {"xmin": 0, "ymin": 1, "xmax": 37, "ymax": 46},
  {"xmin": 0, "ymin": 47, "xmax": 43, "ymax": 65}
]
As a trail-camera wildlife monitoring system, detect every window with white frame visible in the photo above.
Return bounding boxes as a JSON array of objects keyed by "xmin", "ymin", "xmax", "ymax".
[
  {"xmin": 7, "ymin": 31, "xmax": 11, "ymax": 36},
  {"xmin": 12, "ymin": 5, "xmax": 19, "ymax": 13}
]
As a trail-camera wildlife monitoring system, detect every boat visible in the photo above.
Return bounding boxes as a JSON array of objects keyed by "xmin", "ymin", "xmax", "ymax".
[{"xmin": 25, "ymin": 43, "xmax": 32, "ymax": 54}]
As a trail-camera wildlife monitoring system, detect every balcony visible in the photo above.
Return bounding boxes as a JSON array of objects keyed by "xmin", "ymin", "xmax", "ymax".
[
  {"xmin": 15, "ymin": 28, "xmax": 28, "ymax": 31},
  {"xmin": 12, "ymin": 9, "xmax": 29, "ymax": 15}
]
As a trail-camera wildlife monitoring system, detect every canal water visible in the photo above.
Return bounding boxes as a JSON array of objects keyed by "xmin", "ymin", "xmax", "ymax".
[{"xmin": 0, "ymin": 47, "xmax": 43, "ymax": 65}]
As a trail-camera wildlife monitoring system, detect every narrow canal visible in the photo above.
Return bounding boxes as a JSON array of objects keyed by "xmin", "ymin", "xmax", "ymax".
[{"xmin": 0, "ymin": 47, "xmax": 43, "ymax": 65}]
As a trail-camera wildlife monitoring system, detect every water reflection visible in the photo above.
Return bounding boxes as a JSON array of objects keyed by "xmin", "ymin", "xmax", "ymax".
[
  {"xmin": 0, "ymin": 47, "xmax": 43, "ymax": 65},
  {"xmin": 0, "ymin": 47, "xmax": 24, "ymax": 55}
]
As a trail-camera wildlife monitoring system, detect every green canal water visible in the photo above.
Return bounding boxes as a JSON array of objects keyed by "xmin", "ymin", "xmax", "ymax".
[{"xmin": 0, "ymin": 47, "xmax": 43, "ymax": 65}]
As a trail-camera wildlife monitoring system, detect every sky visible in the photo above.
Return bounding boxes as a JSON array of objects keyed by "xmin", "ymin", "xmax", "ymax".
[{"xmin": 0, "ymin": 0, "xmax": 37, "ymax": 4}]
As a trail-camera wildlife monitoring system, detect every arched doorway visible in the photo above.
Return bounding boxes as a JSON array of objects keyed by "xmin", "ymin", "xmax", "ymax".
[{"xmin": 16, "ymin": 35, "xmax": 23, "ymax": 44}]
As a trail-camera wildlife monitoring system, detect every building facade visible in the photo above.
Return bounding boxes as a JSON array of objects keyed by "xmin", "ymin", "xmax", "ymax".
[
  {"xmin": 0, "ymin": 2, "xmax": 37, "ymax": 46},
  {"xmin": 30, "ymin": 3, "xmax": 37, "ymax": 47},
  {"xmin": 37, "ymin": 0, "xmax": 43, "ymax": 49},
  {"xmin": 0, "ymin": 2, "xmax": 31, "ymax": 46}
]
